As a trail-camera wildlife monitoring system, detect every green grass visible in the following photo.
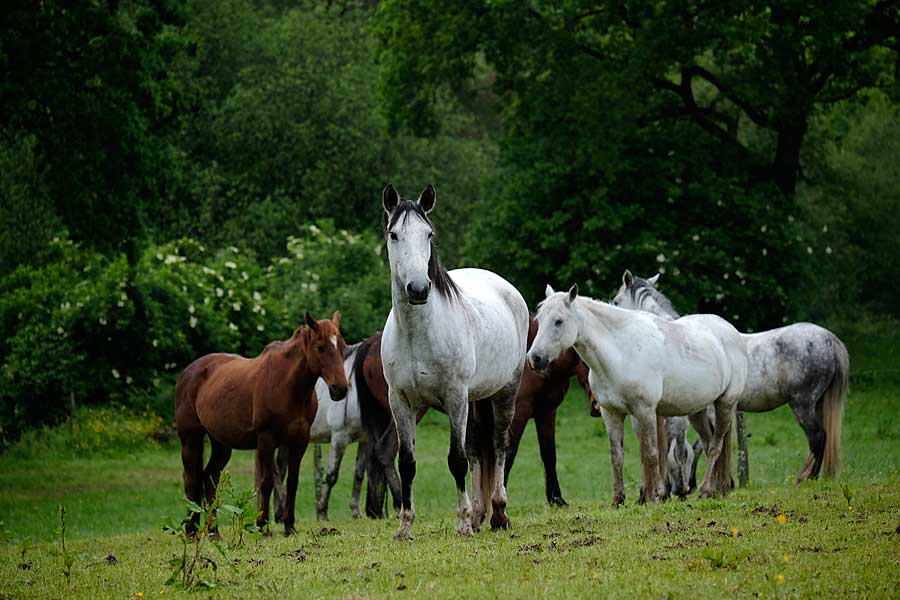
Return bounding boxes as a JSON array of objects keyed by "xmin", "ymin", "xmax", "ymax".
[{"xmin": 2, "ymin": 325, "xmax": 900, "ymax": 598}]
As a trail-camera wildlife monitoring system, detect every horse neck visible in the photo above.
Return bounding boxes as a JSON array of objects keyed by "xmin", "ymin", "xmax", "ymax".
[
  {"xmin": 571, "ymin": 297, "xmax": 626, "ymax": 379},
  {"xmin": 279, "ymin": 343, "xmax": 318, "ymax": 398}
]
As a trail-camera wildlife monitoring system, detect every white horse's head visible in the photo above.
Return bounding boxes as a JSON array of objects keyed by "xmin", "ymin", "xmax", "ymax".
[
  {"xmin": 612, "ymin": 269, "xmax": 675, "ymax": 319},
  {"xmin": 528, "ymin": 284, "xmax": 579, "ymax": 372},
  {"xmin": 382, "ymin": 184, "xmax": 438, "ymax": 305},
  {"xmin": 665, "ymin": 416, "xmax": 694, "ymax": 499}
]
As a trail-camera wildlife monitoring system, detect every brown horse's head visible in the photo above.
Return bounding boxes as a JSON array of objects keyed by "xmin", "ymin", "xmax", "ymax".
[{"xmin": 303, "ymin": 310, "xmax": 349, "ymax": 400}]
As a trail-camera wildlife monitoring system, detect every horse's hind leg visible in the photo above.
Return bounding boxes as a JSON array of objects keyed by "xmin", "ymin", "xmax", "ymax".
[
  {"xmin": 203, "ymin": 437, "xmax": 233, "ymax": 538},
  {"xmin": 790, "ymin": 396, "xmax": 825, "ymax": 481},
  {"xmin": 489, "ymin": 378, "xmax": 518, "ymax": 530},
  {"xmin": 272, "ymin": 445, "xmax": 289, "ymax": 523},
  {"xmin": 350, "ymin": 439, "xmax": 367, "ymax": 518},
  {"xmin": 317, "ymin": 431, "xmax": 350, "ymax": 521},
  {"xmin": 447, "ymin": 393, "xmax": 473, "ymax": 537},
  {"xmin": 697, "ymin": 399, "xmax": 735, "ymax": 498},
  {"xmin": 179, "ymin": 430, "xmax": 205, "ymax": 535},
  {"xmin": 601, "ymin": 408, "xmax": 626, "ymax": 506},
  {"xmin": 281, "ymin": 440, "xmax": 306, "ymax": 536},
  {"xmin": 633, "ymin": 407, "xmax": 665, "ymax": 503},
  {"xmin": 255, "ymin": 432, "xmax": 276, "ymax": 535}
]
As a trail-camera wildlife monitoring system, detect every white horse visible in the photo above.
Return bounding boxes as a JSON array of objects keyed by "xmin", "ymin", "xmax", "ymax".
[
  {"xmin": 613, "ymin": 270, "xmax": 847, "ymax": 481},
  {"xmin": 380, "ymin": 184, "xmax": 529, "ymax": 540},
  {"xmin": 272, "ymin": 343, "xmax": 368, "ymax": 522},
  {"xmin": 530, "ymin": 285, "xmax": 747, "ymax": 504}
]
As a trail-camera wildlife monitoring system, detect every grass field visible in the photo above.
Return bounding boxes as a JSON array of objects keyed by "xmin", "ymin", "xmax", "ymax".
[{"xmin": 1, "ymin": 320, "xmax": 900, "ymax": 598}]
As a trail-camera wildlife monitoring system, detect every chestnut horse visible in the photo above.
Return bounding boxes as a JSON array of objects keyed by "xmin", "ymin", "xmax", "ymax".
[
  {"xmin": 174, "ymin": 311, "xmax": 348, "ymax": 536},
  {"xmin": 358, "ymin": 321, "xmax": 594, "ymax": 517}
]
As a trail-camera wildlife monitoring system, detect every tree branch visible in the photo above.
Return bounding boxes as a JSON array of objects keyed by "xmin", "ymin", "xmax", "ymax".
[{"xmin": 685, "ymin": 65, "xmax": 771, "ymax": 128}]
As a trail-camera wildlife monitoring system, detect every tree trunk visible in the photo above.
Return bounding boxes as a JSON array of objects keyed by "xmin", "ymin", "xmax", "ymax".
[{"xmin": 772, "ymin": 121, "xmax": 807, "ymax": 196}]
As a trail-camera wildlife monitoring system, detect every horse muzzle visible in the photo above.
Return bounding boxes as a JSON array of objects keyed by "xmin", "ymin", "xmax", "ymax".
[
  {"xmin": 527, "ymin": 352, "xmax": 550, "ymax": 373},
  {"xmin": 405, "ymin": 280, "xmax": 431, "ymax": 305},
  {"xmin": 328, "ymin": 384, "xmax": 348, "ymax": 401}
]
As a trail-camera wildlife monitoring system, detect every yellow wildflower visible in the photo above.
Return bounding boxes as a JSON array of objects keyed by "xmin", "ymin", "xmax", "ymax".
[
  {"xmin": 775, "ymin": 575, "xmax": 785, "ymax": 585},
  {"xmin": 783, "ymin": 554, "xmax": 790, "ymax": 562},
  {"xmin": 731, "ymin": 527, "xmax": 738, "ymax": 537},
  {"xmin": 776, "ymin": 513, "xmax": 787, "ymax": 524}
]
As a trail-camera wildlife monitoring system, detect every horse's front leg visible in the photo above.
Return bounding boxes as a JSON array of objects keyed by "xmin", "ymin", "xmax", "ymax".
[
  {"xmin": 350, "ymin": 438, "xmax": 367, "ymax": 518},
  {"xmin": 317, "ymin": 431, "xmax": 349, "ymax": 521},
  {"xmin": 600, "ymin": 408, "xmax": 626, "ymax": 506},
  {"xmin": 255, "ymin": 432, "xmax": 276, "ymax": 535},
  {"xmin": 282, "ymin": 439, "xmax": 306, "ymax": 536},
  {"xmin": 446, "ymin": 391, "xmax": 473, "ymax": 537},
  {"xmin": 633, "ymin": 407, "xmax": 665, "ymax": 503},
  {"xmin": 390, "ymin": 390, "xmax": 417, "ymax": 541},
  {"xmin": 535, "ymin": 407, "xmax": 566, "ymax": 507}
]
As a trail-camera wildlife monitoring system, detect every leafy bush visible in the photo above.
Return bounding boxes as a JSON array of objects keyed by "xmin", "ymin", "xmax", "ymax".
[
  {"xmin": 0, "ymin": 226, "xmax": 391, "ymax": 447},
  {"xmin": 269, "ymin": 220, "xmax": 390, "ymax": 343}
]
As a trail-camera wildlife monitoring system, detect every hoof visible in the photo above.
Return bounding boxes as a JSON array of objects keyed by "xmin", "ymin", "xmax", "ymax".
[
  {"xmin": 283, "ymin": 527, "xmax": 295, "ymax": 537},
  {"xmin": 351, "ymin": 510, "xmax": 361, "ymax": 519},
  {"xmin": 316, "ymin": 512, "xmax": 328, "ymax": 522},
  {"xmin": 490, "ymin": 512, "xmax": 510, "ymax": 531},
  {"xmin": 458, "ymin": 520, "xmax": 474, "ymax": 537},
  {"xmin": 699, "ymin": 487, "xmax": 718, "ymax": 499},
  {"xmin": 261, "ymin": 530, "xmax": 273, "ymax": 538},
  {"xmin": 611, "ymin": 493, "xmax": 625, "ymax": 507},
  {"xmin": 549, "ymin": 496, "xmax": 568, "ymax": 508},
  {"xmin": 394, "ymin": 529, "xmax": 413, "ymax": 542}
]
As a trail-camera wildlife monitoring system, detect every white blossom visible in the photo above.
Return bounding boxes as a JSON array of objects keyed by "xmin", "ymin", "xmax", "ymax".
[
  {"xmin": 111, "ymin": 368, "xmax": 120, "ymax": 379},
  {"xmin": 215, "ymin": 287, "xmax": 224, "ymax": 298},
  {"xmin": 99, "ymin": 317, "xmax": 107, "ymax": 325},
  {"xmin": 822, "ymin": 225, "xmax": 828, "ymax": 233},
  {"xmin": 57, "ymin": 326, "xmax": 65, "ymax": 335},
  {"xmin": 164, "ymin": 254, "xmax": 178, "ymax": 265},
  {"xmin": 224, "ymin": 261, "xmax": 237, "ymax": 269},
  {"xmin": 253, "ymin": 291, "xmax": 262, "ymax": 301},
  {"xmin": 229, "ymin": 245, "xmax": 240, "ymax": 254},
  {"xmin": 692, "ymin": 234, "xmax": 700, "ymax": 242},
  {"xmin": 656, "ymin": 254, "xmax": 666, "ymax": 263},
  {"xmin": 232, "ymin": 302, "xmax": 241, "ymax": 311},
  {"xmin": 257, "ymin": 324, "xmax": 265, "ymax": 332},
  {"xmin": 762, "ymin": 248, "xmax": 768, "ymax": 256},
  {"xmin": 241, "ymin": 271, "xmax": 249, "ymax": 281},
  {"xmin": 228, "ymin": 322, "xmax": 238, "ymax": 332},
  {"xmin": 826, "ymin": 246, "xmax": 832, "ymax": 254},
  {"xmin": 152, "ymin": 339, "xmax": 159, "ymax": 347},
  {"xmin": 188, "ymin": 305, "xmax": 195, "ymax": 314},
  {"xmin": 806, "ymin": 246, "xmax": 813, "ymax": 255},
  {"xmin": 125, "ymin": 376, "xmax": 133, "ymax": 385},
  {"xmin": 202, "ymin": 266, "xmax": 216, "ymax": 275},
  {"xmin": 189, "ymin": 316, "xmax": 198, "ymax": 328},
  {"xmin": 156, "ymin": 253, "xmax": 164, "ymax": 261}
]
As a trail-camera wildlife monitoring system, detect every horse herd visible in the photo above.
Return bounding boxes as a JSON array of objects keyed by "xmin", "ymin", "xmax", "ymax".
[{"xmin": 175, "ymin": 184, "xmax": 848, "ymax": 540}]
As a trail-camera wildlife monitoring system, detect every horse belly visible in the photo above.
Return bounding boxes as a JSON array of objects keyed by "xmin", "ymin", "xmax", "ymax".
[
  {"xmin": 195, "ymin": 387, "xmax": 255, "ymax": 448},
  {"xmin": 656, "ymin": 366, "xmax": 727, "ymax": 416}
]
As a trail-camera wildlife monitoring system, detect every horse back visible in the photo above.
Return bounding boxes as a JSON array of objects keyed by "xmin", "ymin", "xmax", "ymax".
[{"xmin": 174, "ymin": 353, "xmax": 243, "ymax": 432}]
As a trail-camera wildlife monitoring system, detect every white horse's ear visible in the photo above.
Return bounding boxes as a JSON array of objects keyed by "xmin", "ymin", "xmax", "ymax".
[
  {"xmin": 566, "ymin": 284, "xmax": 578, "ymax": 304},
  {"xmin": 545, "ymin": 284, "xmax": 555, "ymax": 298},
  {"xmin": 383, "ymin": 184, "xmax": 400, "ymax": 213},
  {"xmin": 418, "ymin": 184, "xmax": 436, "ymax": 213},
  {"xmin": 623, "ymin": 269, "xmax": 634, "ymax": 288},
  {"xmin": 648, "ymin": 273, "xmax": 660, "ymax": 286},
  {"xmin": 305, "ymin": 311, "xmax": 318, "ymax": 331}
]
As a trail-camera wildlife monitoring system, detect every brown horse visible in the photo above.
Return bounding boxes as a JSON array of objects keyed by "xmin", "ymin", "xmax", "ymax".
[
  {"xmin": 358, "ymin": 320, "xmax": 594, "ymax": 517},
  {"xmin": 174, "ymin": 311, "xmax": 348, "ymax": 536}
]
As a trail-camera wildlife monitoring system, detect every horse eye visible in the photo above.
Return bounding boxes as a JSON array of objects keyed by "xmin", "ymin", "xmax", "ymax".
[
  {"xmin": 554, "ymin": 319, "xmax": 563, "ymax": 327},
  {"xmin": 317, "ymin": 344, "xmax": 326, "ymax": 352},
  {"xmin": 389, "ymin": 231, "xmax": 398, "ymax": 241},
  {"xmin": 427, "ymin": 231, "xmax": 434, "ymax": 239}
]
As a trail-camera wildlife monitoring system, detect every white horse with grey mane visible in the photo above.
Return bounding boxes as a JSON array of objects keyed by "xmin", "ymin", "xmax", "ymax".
[
  {"xmin": 613, "ymin": 270, "xmax": 847, "ymax": 482},
  {"xmin": 380, "ymin": 184, "xmax": 529, "ymax": 540},
  {"xmin": 530, "ymin": 285, "xmax": 747, "ymax": 504}
]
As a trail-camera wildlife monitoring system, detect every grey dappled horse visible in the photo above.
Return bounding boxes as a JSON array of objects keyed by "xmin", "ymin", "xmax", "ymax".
[{"xmin": 613, "ymin": 270, "xmax": 848, "ymax": 483}]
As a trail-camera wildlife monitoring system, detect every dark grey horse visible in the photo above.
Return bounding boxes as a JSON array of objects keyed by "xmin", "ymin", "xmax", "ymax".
[{"xmin": 613, "ymin": 270, "xmax": 848, "ymax": 483}]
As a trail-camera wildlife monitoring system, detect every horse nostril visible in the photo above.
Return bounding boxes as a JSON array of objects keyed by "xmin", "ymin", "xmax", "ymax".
[
  {"xmin": 406, "ymin": 282, "xmax": 415, "ymax": 295},
  {"xmin": 329, "ymin": 384, "xmax": 347, "ymax": 401}
]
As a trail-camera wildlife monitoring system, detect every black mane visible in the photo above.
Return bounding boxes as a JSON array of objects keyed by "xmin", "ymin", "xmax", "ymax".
[{"xmin": 384, "ymin": 199, "xmax": 461, "ymax": 301}]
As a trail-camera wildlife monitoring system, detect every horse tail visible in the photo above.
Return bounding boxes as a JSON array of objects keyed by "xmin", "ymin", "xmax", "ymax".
[
  {"xmin": 822, "ymin": 336, "xmax": 848, "ymax": 479},
  {"xmin": 474, "ymin": 400, "xmax": 497, "ymax": 524},
  {"xmin": 354, "ymin": 334, "xmax": 388, "ymax": 518}
]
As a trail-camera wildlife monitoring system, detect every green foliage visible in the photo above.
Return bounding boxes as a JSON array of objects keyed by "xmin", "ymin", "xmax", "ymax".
[
  {"xmin": 56, "ymin": 505, "xmax": 73, "ymax": 586},
  {"xmin": 6, "ymin": 405, "xmax": 165, "ymax": 461},
  {"xmin": 701, "ymin": 545, "xmax": 749, "ymax": 570},
  {"xmin": 269, "ymin": 221, "xmax": 390, "ymax": 342},
  {"xmin": 162, "ymin": 472, "xmax": 234, "ymax": 591}
]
